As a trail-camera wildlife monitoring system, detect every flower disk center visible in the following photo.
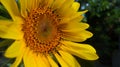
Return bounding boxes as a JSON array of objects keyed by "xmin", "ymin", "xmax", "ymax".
[{"xmin": 22, "ymin": 8, "xmax": 61, "ymax": 53}]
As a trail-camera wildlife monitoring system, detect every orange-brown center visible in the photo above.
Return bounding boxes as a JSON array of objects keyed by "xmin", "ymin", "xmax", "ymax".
[{"xmin": 22, "ymin": 8, "xmax": 61, "ymax": 53}]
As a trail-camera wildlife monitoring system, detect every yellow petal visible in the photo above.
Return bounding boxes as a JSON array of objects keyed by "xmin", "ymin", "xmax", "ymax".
[
  {"xmin": 51, "ymin": 0, "xmax": 65, "ymax": 10},
  {"xmin": 60, "ymin": 22, "xmax": 89, "ymax": 31},
  {"xmin": 10, "ymin": 43, "xmax": 26, "ymax": 67},
  {"xmin": 28, "ymin": 0, "xmax": 35, "ymax": 10},
  {"xmin": 60, "ymin": 2, "xmax": 80, "ymax": 18},
  {"xmin": 19, "ymin": 0, "xmax": 28, "ymax": 17},
  {"xmin": 57, "ymin": 0, "xmax": 74, "ymax": 15},
  {"xmin": 62, "ymin": 30, "xmax": 93, "ymax": 42},
  {"xmin": 47, "ymin": 55, "xmax": 58, "ymax": 67},
  {"xmin": 61, "ymin": 41, "xmax": 96, "ymax": 53},
  {"xmin": 54, "ymin": 53, "xmax": 69, "ymax": 67},
  {"xmin": 35, "ymin": 54, "xmax": 50, "ymax": 67},
  {"xmin": 61, "ymin": 10, "xmax": 87, "ymax": 23},
  {"xmin": 47, "ymin": 0, "xmax": 54, "ymax": 7},
  {"xmin": 59, "ymin": 50, "xmax": 81, "ymax": 67},
  {"xmin": 61, "ymin": 45, "xmax": 99, "ymax": 60},
  {"xmin": 53, "ymin": 1, "xmax": 81, "ymax": 18},
  {"xmin": 25, "ymin": 0, "xmax": 35, "ymax": 12},
  {"xmin": 0, "ymin": 23, "xmax": 23, "ymax": 39},
  {"xmin": 20, "ymin": 0, "xmax": 42, "ymax": 17},
  {"xmin": 1, "ymin": 0, "xmax": 20, "ymax": 21},
  {"xmin": 0, "ymin": 20, "xmax": 13, "ymax": 25},
  {"xmin": 40, "ymin": 0, "xmax": 54, "ymax": 8},
  {"xmin": 34, "ymin": 0, "xmax": 41, "ymax": 8},
  {"xmin": 41, "ymin": 55, "xmax": 50, "ymax": 67},
  {"xmin": 0, "ymin": 20, "xmax": 13, "ymax": 33},
  {"xmin": 10, "ymin": 56, "xmax": 23, "ymax": 67},
  {"xmin": 55, "ymin": 0, "xmax": 80, "ymax": 18},
  {"xmin": 4, "ymin": 40, "xmax": 25, "ymax": 58},
  {"xmin": 72, "ymin": 2, "xmax": 80, "ymax": 12},
  {"xmin": 23, "ymin": 48, "xmax": 37, "ymax": 67}
]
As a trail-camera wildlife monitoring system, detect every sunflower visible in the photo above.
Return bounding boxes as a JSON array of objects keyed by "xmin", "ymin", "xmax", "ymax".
[{"xmin": 0, "ymin": 0, "xmax": 98, "ymax": 67}]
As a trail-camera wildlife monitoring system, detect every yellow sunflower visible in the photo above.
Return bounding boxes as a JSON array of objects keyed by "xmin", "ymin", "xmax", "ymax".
[{"xmin": 0, "ymin": 0, "xmax": 99, "ymax": 67}]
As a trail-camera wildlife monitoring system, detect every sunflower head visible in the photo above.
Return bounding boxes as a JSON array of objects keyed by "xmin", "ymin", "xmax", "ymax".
[{"xmin": 0, "ymin": 0, "xmax": 99, "ymax": 67}]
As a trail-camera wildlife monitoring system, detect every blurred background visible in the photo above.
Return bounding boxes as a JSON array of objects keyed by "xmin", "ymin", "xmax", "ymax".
[
  {"xmin": 77, "ymin": 0, "xmax": 120, "ymax": 67},
  {"xmin": 0, "ymin": 0, "xmax": 120, "ymax": 67}
]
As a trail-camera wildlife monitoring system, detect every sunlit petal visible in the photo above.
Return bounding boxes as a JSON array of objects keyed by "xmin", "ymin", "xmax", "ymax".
[
  {"xmin": 1, "ymin": 0, "xmax": 20, "ymax": 21},
  {"xmin": 54, "ymin": 53, "xmax": 69, "ymax": 67}
]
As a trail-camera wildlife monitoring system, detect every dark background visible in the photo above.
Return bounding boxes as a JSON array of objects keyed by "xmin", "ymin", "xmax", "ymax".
[{"xmin": 77, "ymin": 0, "xmax": 120, "ymax": 67}]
